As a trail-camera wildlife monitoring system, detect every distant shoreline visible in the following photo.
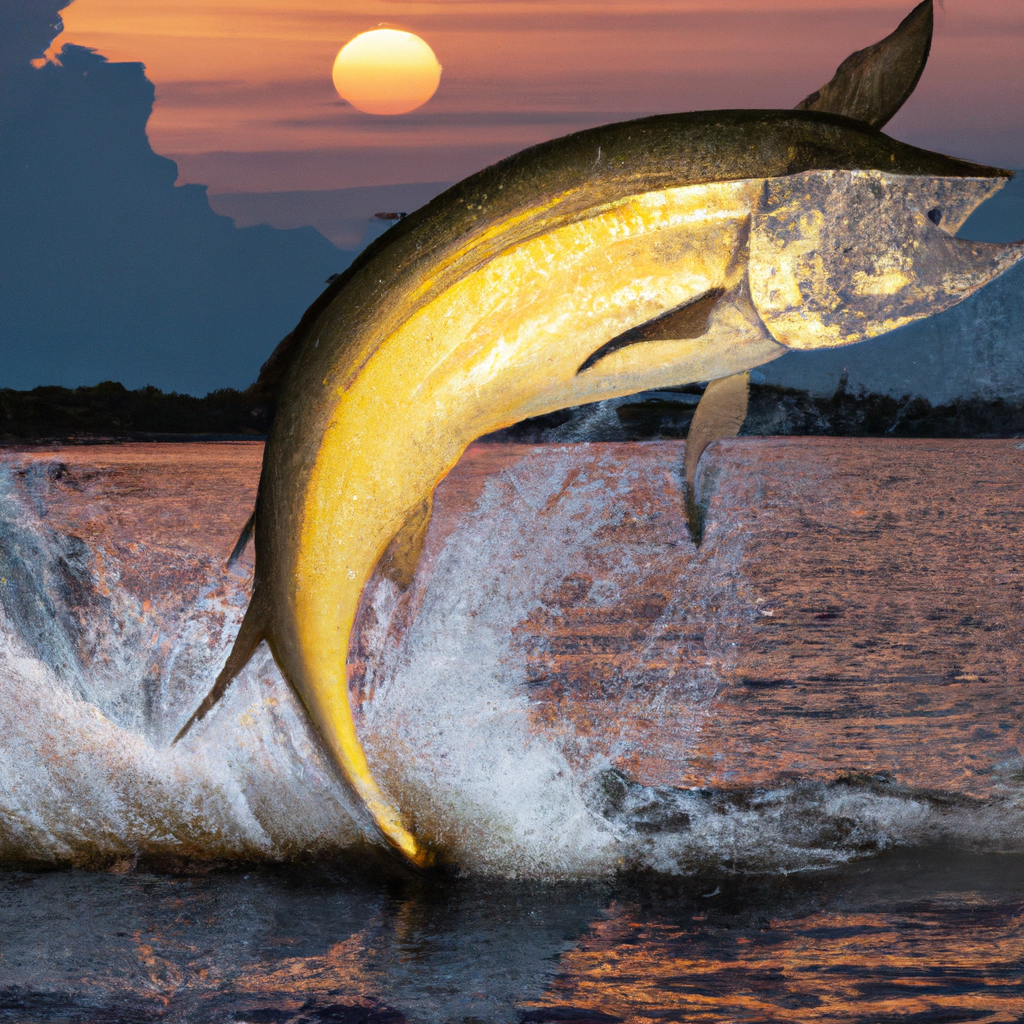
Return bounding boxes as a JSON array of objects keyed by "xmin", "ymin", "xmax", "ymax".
[{"xmin": 3, "ymin": 380, "xmax": 1023, "ymax": 445}]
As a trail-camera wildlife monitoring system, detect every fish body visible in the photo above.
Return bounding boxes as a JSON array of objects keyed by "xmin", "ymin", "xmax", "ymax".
[
  {"xmin": 175, "ymin": 0, "xmax": 1024, "ymax": 867},
  {"xmin": 205, "ymin": 109, "xmax": 1019, "ymax": 866}
]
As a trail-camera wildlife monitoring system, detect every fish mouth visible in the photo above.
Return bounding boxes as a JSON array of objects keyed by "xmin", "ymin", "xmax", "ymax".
[{"xmin": 576, "ymin": 287, "xmax": 727, "ymax": 375}]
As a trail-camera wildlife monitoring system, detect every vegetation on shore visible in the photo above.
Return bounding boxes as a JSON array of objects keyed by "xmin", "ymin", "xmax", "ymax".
[
  {"xmin": 493, "ymin": 383, "xmax": 1024, "ymax": 443},
  {"xmin": 0, "ymin": 381, "xmax": 272, "ymax": 441},
  {"xmin": 2, "ymin": 379, "xmax": 1023, "ymax": 443}
]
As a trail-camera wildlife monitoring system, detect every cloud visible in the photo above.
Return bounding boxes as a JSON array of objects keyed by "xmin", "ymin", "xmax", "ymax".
[
  {"xmin": 0, "ymin": 0, "xmax": 63, "ymax": 70},
  {"xmin": 208, "ymin": 181, "xmax": 455, "ymax": 248},
  {"xmin": 1, "ymin": 18, "xmax": 348, "ymax": 393}
]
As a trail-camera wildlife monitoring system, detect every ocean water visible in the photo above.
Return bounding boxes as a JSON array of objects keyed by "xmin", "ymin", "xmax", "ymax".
[
  {"xmin": 2, "ymin": 847, "xmax": 1023, "ymax": 1022},
  {"xmin": 0, "ymin": 439, "xmax": 1022, "ymax": 1019}
]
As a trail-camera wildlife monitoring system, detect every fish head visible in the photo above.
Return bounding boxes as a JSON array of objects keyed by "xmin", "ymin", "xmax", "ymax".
[
  {"xmin": 535, "ymin": 166, "xmax": 1024, "ymax": 409},
  {"xmin": 748, "ymin": 169, "xmax": 1024, "ymax": 350}
]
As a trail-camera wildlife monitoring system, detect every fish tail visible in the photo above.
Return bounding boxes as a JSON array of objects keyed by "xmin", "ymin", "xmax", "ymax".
[{"xmin": 172, "ymin": 593, "xmax": 267, "ymax": 744}]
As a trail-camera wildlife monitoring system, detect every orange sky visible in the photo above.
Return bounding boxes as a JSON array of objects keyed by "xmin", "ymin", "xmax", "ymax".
[{"xmin": 51, "ymin": 0, "xmax": 1024, "ymax": 194}]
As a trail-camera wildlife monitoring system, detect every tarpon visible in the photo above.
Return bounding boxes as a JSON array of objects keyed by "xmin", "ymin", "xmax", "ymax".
[{"xmin": 177, "ymin": 1, "xmax": 1023, "ymax": 866}]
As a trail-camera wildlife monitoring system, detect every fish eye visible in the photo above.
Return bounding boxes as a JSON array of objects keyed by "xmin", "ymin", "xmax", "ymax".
[
  {"xmin": 928, "ymin": 207, "xmax": 943, "ymax": 225},
  {"xmin": 577, "ymin": 287, "xmax": 725, "ymax": 375}
]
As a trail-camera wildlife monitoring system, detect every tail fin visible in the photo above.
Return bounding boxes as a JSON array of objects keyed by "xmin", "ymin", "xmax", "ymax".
[{"xmin": 173, "ymin": 596, "xmax": 267, "ymax": 744}]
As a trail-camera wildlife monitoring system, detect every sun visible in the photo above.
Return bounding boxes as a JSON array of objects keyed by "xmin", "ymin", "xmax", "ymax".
[{"xmin": 332, "ymin": 29, "xmax": 442, "ymax": 116}]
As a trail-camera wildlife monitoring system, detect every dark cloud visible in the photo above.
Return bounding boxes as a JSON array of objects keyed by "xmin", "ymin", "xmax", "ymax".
[
  {"xmin": 0, "ymin": 0, "xmax": 63, "ymax": 70},
  {"xmin": 0, "ymin": 7, "xmax": 348, "ymax": 393},
  {"xmin": 209, "ymin": 181, "xmax": 455, "ymax": 249}
]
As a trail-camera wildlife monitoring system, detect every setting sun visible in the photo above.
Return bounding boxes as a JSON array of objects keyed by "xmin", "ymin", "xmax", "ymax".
[{"xmin": 332, "ymin": 28, "xmax": 442, "ymax": 116}]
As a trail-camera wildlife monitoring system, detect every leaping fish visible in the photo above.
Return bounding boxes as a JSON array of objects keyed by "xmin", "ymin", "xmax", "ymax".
[{"xmin": 176, "ymin": 1, "xmax": 1023, "ymax": 867}]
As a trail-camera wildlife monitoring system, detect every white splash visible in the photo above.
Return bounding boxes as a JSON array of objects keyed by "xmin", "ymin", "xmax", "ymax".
[{"xmin": 1, "ymin": 449, "xmax": 1022, "ymax": 876}]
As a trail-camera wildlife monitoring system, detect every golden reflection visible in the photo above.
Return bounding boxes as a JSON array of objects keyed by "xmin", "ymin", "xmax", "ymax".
[
  {"xmin": 228, "ymin": 934, "xmax": 377, "ymax": 1000},
  {"xmin": 525, "ymin": 903, "xmax": 1024, "ymax": 1020},
  {"xmin": 124, "ymin": 926, "xmax": 381, "ymax": 1017}
]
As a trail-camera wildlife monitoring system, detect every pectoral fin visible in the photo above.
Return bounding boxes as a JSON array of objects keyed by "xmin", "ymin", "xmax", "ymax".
[
  {"xmin": 684, "ymin": 371, "xmax": 749, "ymax": 546},
  {"xmin": 577, "ymin": 288, "xmax": 725, "ymax": 374},
  {"xmin": 380, "ymin": 497, "xmax": 433, "ymax": 590},
  {"xmin": 795, "ymin": 0, "xmax": 933, "ymax": 129}
]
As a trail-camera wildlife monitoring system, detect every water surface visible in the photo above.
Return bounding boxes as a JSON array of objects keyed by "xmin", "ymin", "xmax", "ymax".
[
  {"xmin": 2, "ymin": 848, "xmax": 1023, "ymax": 1022},
  {"xmin": 1, "ymin": 439, "xmax": 1022, "ymax": 1018}
]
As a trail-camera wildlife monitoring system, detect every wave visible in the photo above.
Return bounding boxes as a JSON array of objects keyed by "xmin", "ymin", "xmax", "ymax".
[{"xmin": 1, "ymin": 444, "xmax": 1021, "ymax": 875}]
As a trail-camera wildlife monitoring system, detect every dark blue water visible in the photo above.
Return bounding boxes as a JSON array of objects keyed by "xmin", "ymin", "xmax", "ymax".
[{"xmin": 2, "ymin": 848, "xmax": 1023, "ymax": 1023}]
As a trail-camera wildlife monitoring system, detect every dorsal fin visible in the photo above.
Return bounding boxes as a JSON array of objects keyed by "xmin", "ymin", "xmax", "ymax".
[
  {"xmin": 795, "ymin": 0, "xmax": 933, "ymax": 129},
  {"xmin": 684, "ymin": 371, "xmax": 750, "ymax": 546}
]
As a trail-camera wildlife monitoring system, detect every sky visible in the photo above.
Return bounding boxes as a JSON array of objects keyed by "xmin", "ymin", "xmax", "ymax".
[
  {"xmin": 1, "ymin": 0, "xmax": 344, "ymax": 393},
  {"xmin": 2, "ymin": 0, "xmax": 1021, "ymax": 396},
  {"xmin": 51, "ymin": 0, "xmax": 1024, "ymax": 196}
]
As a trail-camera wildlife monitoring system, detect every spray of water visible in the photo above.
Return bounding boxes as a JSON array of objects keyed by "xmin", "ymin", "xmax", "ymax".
[{"xmin": 1, "ymin": 448, "xmax": 1021, "ymax": 874}]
